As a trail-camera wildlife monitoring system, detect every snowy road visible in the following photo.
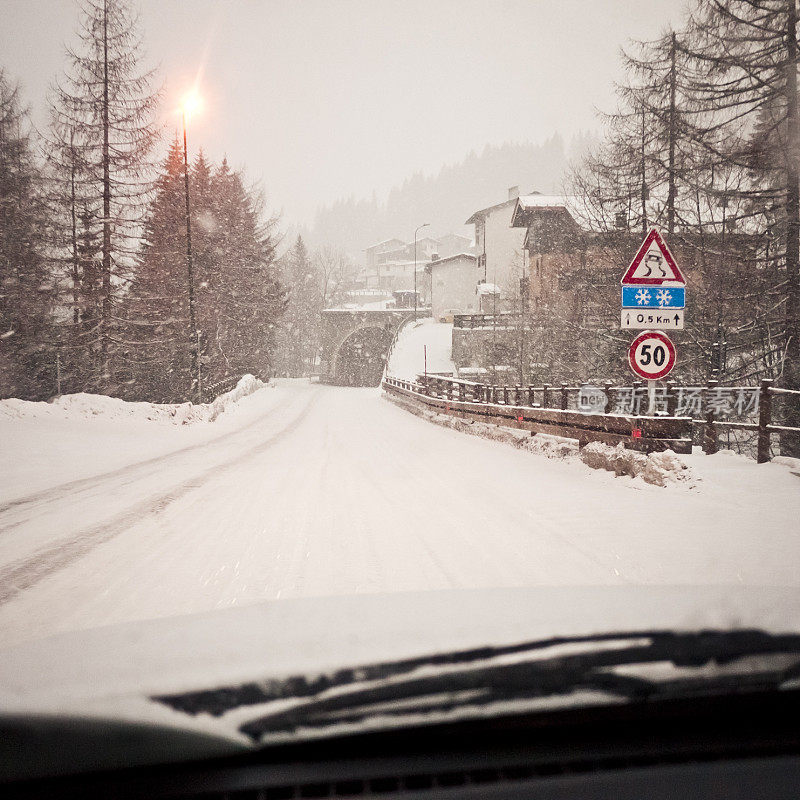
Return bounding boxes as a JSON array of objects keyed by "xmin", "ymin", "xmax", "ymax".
[{"xmin": 1, "ymin": 380, "xmax": 799, "ymax": 646}]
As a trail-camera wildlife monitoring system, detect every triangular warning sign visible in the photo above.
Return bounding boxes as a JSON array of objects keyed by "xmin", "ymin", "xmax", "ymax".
[{"xmin": 621, "ymin": 228, "xmax": 685, "ymax": 285}]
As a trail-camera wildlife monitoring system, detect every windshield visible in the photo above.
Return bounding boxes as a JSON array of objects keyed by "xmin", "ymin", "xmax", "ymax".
[{"xmin": 1, "ymin": 0, "xmax": 800, "ymax": 749}]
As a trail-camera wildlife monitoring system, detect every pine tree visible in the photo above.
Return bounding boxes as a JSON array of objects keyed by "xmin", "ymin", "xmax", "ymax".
[
  {"xmin": 201, "ymin": 157, "xmax": 283, "ymax": 385},
  {"xmin": 682, "ymin": 0, "xmax": 800, "ymax": 453},
  {"xmin": 276, "ymin": 236, "xmax": 321, "ymax": 376},
  {"xmin": 126, "ymin": 148, "xmax": 284, "ymax": 401},
  {"xmin": 47, "ymin": 0, "xmax": 160, "ymax": 394},
  {"xmin": 122, "ymin": 135, "xmax": 191, "ymax": 401},
  {"xmin": 0, "ymin": 72, "xmax": 52, "ymax": 400}
]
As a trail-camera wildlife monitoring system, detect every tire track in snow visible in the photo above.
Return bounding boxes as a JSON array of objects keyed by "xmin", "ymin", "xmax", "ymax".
[
  {"xmin": 0, "ymin": 390, "xmax": 320, "ymax": 605},
  {"xmin": 0, "ymin": 389, "xmax": 301, "ymax": 527}
]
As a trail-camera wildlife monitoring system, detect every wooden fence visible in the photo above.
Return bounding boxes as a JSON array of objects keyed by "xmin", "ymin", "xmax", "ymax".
[
  {"xmin": 383, "ymin": 374, "xmax": 800, "ymax": 461},
  {"xmin": 201, "ymin": 374, "xmax": 243, "ymax": 403}
]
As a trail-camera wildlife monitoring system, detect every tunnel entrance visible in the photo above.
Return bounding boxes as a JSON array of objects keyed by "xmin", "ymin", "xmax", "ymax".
[{"xmin": 334, "ymin": 327, "xmax": 393, "ymax": 386}]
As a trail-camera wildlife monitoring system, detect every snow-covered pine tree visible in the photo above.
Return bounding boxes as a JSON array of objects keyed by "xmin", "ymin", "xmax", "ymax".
[
  {"xmin": 276, "ymin": 236, "xmax": 321, "ymax": 377},
  {"xmin": 122, "ymin": 135, "xmax": 192, "ymax": 402},
  {"xmin": 47, "ymin": 0, "xmax": 160, "ymax": 395},
  {"xmin": 0, "ymin": 72, "xmax": 52, "ymax": 400},
  {"xmin": 201, "ymin": 157, "xmax": 284, "ymax": 385}
]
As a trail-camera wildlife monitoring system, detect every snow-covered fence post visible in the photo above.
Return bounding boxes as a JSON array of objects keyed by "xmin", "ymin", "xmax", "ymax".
[
  {"xmin": 703, "ymin": 379, "xmax": 719, "ymax": 455},
  {"xmin": 528, "ymin": 385, "xmax": 535, "ymax": 406},
  {"xmin": 503, "ymin": 386, "xmax": 510, "ymax": 405},
  {"xmin": 542, "ymin": 384, "xmax": 551, "ymax": 408},
  {"xmin": 560, "ymin": 385, "xmax": 568, "ymax": 411},
  {"xmin": 604, "ymin": 382, "xmax": 612, "ymax": 414},
  {"xmin": 757, "ymin": 378, "xmax": 774, "ymax": 463}
]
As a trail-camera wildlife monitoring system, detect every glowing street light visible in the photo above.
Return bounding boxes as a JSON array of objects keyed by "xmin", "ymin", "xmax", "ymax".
[
  {"xmin": 181, "ymin": 91, "xmax": 203, "ymax": 124},
  {"xmin": 180, "ymin": 91, "xmax": 203, "ymax": 402}
]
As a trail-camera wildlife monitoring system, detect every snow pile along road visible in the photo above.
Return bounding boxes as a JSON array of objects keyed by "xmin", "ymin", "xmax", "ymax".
[
  {"xmin": 0, "ymin": 375, "xmax": 282, "ymax": 505},
  {"xmin": 385, "ymin": 392, "xmax": 695, "ymax": 487},
  {"xmin": 0, "ymin": 374, "xmax": 266, "ymax": 426},
  {"xmin": 579, "ymin": 442, "xmax": 695, "ymax": 487}
]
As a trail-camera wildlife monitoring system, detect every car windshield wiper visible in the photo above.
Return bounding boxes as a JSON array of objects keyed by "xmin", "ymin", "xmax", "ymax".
[{"xmin": 153, "ymin": 629, "xmax": 800, "ymax": 742}]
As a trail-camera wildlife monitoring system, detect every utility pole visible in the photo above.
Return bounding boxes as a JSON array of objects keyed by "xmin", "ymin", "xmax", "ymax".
[
  {"xmin": 182, "ymin": 106, "xmax": 202, "ymax": 403},
  {"xmin": 414, "ymin": 223, "xmax": 429, "ymax": 322}
]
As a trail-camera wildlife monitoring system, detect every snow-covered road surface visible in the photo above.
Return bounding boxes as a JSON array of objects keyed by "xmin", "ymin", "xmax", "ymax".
[{"xmin": 1, "ymin": 380, "xmax": 799, "ymax": 647}]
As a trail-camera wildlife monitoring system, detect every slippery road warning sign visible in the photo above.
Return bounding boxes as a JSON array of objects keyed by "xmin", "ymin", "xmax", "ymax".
[
  {"xmin": 628, "ymin": 330, "xmax": 676, "ymax": 380},
  {"xmin": 621, "ymin": 228, "xmax": 686, "ymax": 286}
]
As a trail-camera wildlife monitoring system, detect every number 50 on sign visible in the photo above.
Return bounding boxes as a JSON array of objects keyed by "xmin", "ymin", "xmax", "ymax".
[{"xmin": 628, "ymin": 330, "xmax": 676, "ymax": 380}]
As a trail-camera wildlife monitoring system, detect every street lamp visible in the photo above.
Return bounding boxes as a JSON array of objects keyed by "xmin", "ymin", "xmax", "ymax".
[
  {"xmin": 181, "ymin": 92, "xmax": 202, "ymax": 403},
  {"xmin": 414, "ymin": 223, "xmax": 429, "ymax": 322}
]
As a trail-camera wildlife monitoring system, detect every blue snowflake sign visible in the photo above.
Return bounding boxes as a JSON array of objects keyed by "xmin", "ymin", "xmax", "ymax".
[{"xmin": 621, "ymin": 285, "xmax": 685, "ymax": 309}]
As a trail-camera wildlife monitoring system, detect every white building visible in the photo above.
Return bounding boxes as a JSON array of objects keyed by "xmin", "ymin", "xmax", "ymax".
[
  {"xmin": 465, "ymin": 186, "xmax": 528, "ymax": 305},
  {"xmin": 426, "ymin": 253, "xmax": 479, "ymax": 321}
]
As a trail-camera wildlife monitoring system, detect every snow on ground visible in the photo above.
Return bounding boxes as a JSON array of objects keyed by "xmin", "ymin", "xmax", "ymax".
[
  {"xmin": 0, "ymin": 376, "xmax": 280, "ymax": 505},
  {"xmin": 386, "ymin": 319, "xmax": 455, "ymax": 381},
  {"xmin": 0, "ymin": 380, "xmax": 799, "ymax": 649}
]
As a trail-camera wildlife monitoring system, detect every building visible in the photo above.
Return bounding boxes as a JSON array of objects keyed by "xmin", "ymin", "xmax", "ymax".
[
  {"xmin": 465, "ymin": 186, "xmax": 528, "ymax": 306},
  {"xmin": 509, "ymin": 193, "xmax": 590, "ymax": 320},
  {"xmin": 364, "ymin": 239, "xmax": 406, "ymax": 274},
  {"xmin": 434, "ymin": 232, "xmax": 473, "ymax": 259},
  {"xmin": 361, "ymin": 233, "xmax": 476, "ymax": 293},
  {"xmin": 426, "ymin": 253, "xmax": 479, "ymax": 321}
]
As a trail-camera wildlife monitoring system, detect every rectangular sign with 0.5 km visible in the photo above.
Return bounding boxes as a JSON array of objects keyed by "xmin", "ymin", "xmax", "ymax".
[{"xmin": 621, "ymin": 309, "xmax": 684, "ymax": 330}]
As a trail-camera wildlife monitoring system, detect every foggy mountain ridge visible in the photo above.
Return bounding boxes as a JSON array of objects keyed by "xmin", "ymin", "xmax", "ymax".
[{"xmin": 302, "ymin": 133, "xmax": 597, "ymax": 257}]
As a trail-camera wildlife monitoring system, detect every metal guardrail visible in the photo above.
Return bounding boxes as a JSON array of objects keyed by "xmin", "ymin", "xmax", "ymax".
[
  {"xmin": 383, "ymin": 375, "xmax": 693, "ymax": 454},
  {"xmin": 384, "ymin": 375, "xmax": 800, "ymax": 463},
  {"xmin": 453, "ymin": 313, "xmax": 524, "ymax": 329}
]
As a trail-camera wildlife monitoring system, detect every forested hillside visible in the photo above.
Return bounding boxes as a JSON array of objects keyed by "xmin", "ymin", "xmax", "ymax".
[{"xmin": 306, "ymin": 134, "xmax": 595, "ymax": 254}]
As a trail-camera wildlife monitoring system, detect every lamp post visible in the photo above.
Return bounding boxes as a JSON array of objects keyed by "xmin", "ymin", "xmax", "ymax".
[
  {"xmin": 414, "ymin": 222, "xmax": 429, "ymax": 322},
  {"xmin": 181, "ymin": 93, "xmax": 202, "ymax": 403}
]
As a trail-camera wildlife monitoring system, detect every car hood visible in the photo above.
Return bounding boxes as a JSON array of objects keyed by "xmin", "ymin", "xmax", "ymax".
[
  {"xmin": 2, "ymin": 585, "xmax": 800, "ymax": 782},
  {"xmin": 3, "ymin": 585, "xmax": 800, "ymax": 724}
]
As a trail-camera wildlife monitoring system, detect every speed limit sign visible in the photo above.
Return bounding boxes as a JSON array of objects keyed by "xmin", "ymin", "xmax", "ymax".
[{"xmin": 628, "ymin": 330, "xmax": 676, "ymax": 380}]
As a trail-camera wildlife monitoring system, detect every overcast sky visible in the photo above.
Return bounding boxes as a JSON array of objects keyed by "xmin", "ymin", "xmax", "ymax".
[{"xmin": 1, "ymin": 0, "xmax": 688, "ymax": 226}]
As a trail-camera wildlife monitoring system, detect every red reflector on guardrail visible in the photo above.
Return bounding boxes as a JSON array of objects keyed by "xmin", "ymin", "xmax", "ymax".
[{"xmin": 632, "ymin": 428, "xmax": 642, "ymax": 439}]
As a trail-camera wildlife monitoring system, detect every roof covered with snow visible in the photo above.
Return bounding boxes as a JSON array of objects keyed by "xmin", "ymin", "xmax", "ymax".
[
  {"xmin": 428, "ymin": 253, "xmax": 477, "ymax": 268},
  {"xmin": 465, "ymin": 196, "xmax": 525, "ymax": 225}
]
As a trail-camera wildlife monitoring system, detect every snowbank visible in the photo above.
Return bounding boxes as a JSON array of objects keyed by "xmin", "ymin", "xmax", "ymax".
[
  {"xmin": 0, "ymin": 375, "xmax": 267, "ymax": 426},
  {"xmin": 580, "ymin": 442, "xmax": 695, "ymax": 487}
]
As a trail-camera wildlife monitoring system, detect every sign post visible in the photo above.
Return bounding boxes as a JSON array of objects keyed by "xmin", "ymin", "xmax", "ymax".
[{"xmin": 621, "ymin": 229, "xmax": 684, "ymax": 415}]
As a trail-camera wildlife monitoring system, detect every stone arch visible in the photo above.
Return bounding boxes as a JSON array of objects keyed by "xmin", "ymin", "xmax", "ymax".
[{"xmin": 331, "ymin": 325, "xmax": 394, "ymax": 386}]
